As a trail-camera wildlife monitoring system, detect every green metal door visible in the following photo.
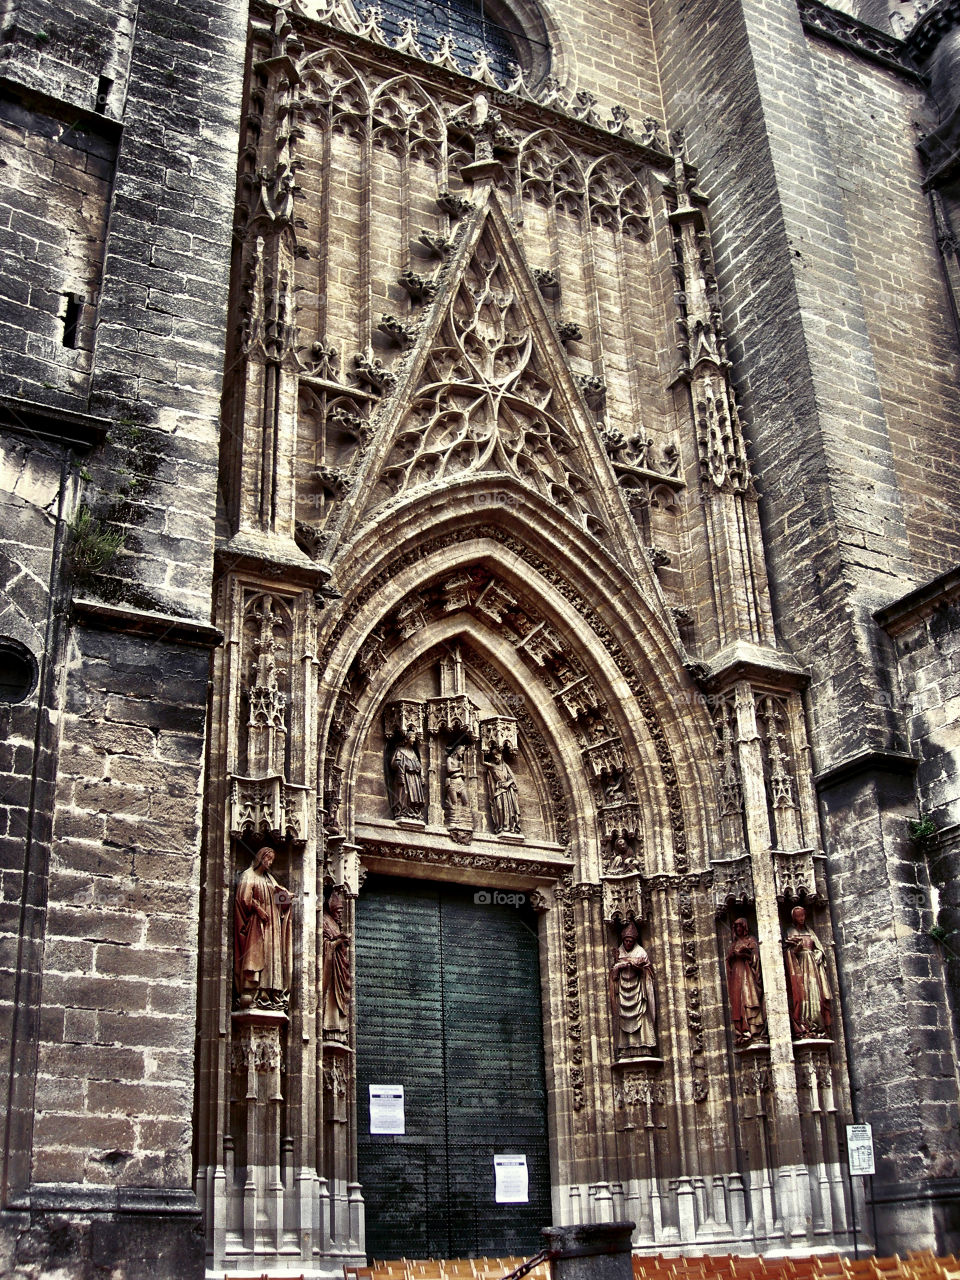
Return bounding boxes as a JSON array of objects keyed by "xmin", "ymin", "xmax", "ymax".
[{"xmin": 356, "ymin": 875, "xmax": 551, "ymax": 1259}]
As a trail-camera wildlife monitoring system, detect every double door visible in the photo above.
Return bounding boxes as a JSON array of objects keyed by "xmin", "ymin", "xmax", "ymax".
[{"xmin": 356, "ymin": 876, "xmax": 551, "ymax": 1259}]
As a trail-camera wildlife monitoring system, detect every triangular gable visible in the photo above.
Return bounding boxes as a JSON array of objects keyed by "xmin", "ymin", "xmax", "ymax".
[{"xmin": 328, "ymin": 192, "xmax": 661, "ymax": 585}]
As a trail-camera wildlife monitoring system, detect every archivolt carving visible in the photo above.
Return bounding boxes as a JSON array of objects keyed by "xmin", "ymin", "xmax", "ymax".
[
  {"xmin": 319, "ymin": 524, "xmax": 690, "ymax": 870},
  {"xmin": 554, "ymin": 874, "xmax": 585, "ymax": 1111}
]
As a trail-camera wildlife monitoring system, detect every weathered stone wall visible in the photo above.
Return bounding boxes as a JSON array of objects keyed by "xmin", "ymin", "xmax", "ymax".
[
  {"xmin": 0, "ymin": 0, "xmax": 245, "ymax": 1274},
  {"xmin": 0, "ymin": 92, "xmax": 115, "ymax": 403},
  {"xmin": 807, "ymin": 37, "xmax": 960, "ymax": 579},
  {"xmin": 880, "ymin": 575, "xmax": 960, "ymax": 834},
  {"xmin": 646, "ymin": 0, "xmax": 960, "ymax": 1251}
]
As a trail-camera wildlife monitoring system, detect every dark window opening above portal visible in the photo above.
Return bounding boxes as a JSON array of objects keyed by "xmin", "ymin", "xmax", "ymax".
[{"xmin": 375, "ymin": 0, "xmax": 547, "ymax": 85}]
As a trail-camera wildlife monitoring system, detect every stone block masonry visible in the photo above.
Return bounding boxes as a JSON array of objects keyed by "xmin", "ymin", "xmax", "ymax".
[
  {"xmin": 647, "ymin": 0, "xmax": 960, "ymax": 1251},
  {"xmin": 0, "ymin": 0, "xmax": 244, "ymax": 1274}
]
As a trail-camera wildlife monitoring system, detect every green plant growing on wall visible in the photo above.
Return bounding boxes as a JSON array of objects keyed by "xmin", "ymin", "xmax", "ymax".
[
  {"xmin": 68, "ymin": 505, "xmax": 125, "ymax": 584},
  {"xmin": 909, "ymin": 815, "xmax": 938, "ymax": 845}
]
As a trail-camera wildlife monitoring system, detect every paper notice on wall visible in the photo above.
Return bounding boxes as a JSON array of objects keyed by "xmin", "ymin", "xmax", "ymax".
[
  {"xmin": 369, "ymin": 1085, "xmax": 405, "ymax": 1135},
  {"xmin": 494, "ymin": 1154, "xmax": 529, "ymax": 1203},
  {"xmin": 846, "ymin": 1123, "xmax": 875, "ymax": 1176}
]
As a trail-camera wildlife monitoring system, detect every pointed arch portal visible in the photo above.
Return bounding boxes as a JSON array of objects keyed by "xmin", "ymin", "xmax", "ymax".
[{"xmin": 197, "ymin": 22, "xmax": 860, "ymax": 1272}]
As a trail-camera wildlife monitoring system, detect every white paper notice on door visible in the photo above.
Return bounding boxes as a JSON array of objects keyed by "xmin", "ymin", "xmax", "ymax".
[
  {"xmin": 369, "ymin": 1085, "xmax": 405, "ymax": 1135},
  {"xmin": 494, "ymin": 1154, "xmax": 529, "ymax": 1203}
]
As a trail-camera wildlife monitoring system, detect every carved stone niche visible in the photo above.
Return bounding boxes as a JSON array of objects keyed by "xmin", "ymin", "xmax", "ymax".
[
  {"xmin": 603, "ymin": 874, "xmax": 648, "ymax": 927},
  {"xmin": 426, "ymin": 694, "xmax": 480, "ymax": 739},
  {"xmin": 711, "ymin": 852, "xmax": 755, "ymax": 916},
  {"xmin": 479, "ymin": 716, "xmax": 518, "ymax": 756},
  {"xmin": 773, "ymin": 847, "xmax": 826, "ymax": 906},
  {"xmin": 230, "ymin": 775, "xmax": 310, "ymax": 845}
]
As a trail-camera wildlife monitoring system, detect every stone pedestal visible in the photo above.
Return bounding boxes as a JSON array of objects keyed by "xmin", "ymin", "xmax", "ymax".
[{"xmin": 543, "ymin": 1221, "xmax": 636, "ymax": 1280}]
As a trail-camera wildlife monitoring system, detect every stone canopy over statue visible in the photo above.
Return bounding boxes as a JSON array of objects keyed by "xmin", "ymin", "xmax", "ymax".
[
  {"xmin": 234, "ymin": 846, "xmax": 294, "ymax": 1011},
  {"xmin": 610, "ymin": 919, "xmax": 657, "ymax": 1056}
]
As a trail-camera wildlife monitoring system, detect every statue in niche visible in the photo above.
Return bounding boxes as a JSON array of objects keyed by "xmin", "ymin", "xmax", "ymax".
[
  {"xmin": 234, "ymin": 846, "xmax": 294, "ymax": 1010},
  {"xmin": 725, "ymin": 917, "xmax": 767, "ymax": 1045},
  {"xmin": 605, "ymin": 833, "xmax": 639, "ymax": 876},
  {"xmin": 783, "ymin": 904, "xmax": 833, "ymax": 1038},
  {"xmin": 444, "ymin": 743, "xmax": 471, "ymax": 821},
  {"xmin": 484, "ymin": 747, "xmax": 521, "ymax": 833},
  {"xmin": 610, "ymin": 919, "xmax": 657, "ymax": 1056},
  {"xmin": 322, "ymin": 890, "xmax": 351, "ymax": 1041},
  {"xmin": 390, "ymin": 728, "xmax": 425, "ymax": 819}
]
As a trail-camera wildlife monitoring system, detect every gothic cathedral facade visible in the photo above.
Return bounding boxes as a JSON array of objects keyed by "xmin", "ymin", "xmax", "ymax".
[{"xmin": 2, "ymin": 0, "xmax": 960, "ymax": 1275}]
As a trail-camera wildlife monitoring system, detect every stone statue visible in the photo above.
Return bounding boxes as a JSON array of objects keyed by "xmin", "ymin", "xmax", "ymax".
[
  {"xmin": 234, "ymin": 846, "xmax": 293, "ymax": 1009},
  {"xmin": 321, "ymin": 890, "xmax": 351, "ymax": 1040},
  {"xmin": 725, "ymin": 917, "xmax": 767, "ymax": 1045},
  {"xmin": 606, "ymin": 834, "xmax": 638, "ymax": 876},
  {"xmin": 390, "ymin": 728, "xmax": 425, "ymax": 819},
  {"xmin": 444, "ymin": 743, "xmax": 470, "ymax": 819},
  {"xmin": 783, "ymin": 904, "xmax": 833, "ymax": 1038},
  {"xmin": 484, "ymin": 748, "xmax": 521, "ymax": 833},
  {"xmin": 610, "ymin": 919, "xmax": 657, "ymax": 1056}
]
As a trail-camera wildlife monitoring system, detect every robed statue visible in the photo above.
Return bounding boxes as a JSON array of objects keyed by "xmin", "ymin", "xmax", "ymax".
[
  {"xmin": 725, "ymin": 917, "xmax": 767, "ymax": 1044},
  {"xmin": 322, "ymin": 890, "xmax": 351, "ymax": 1040},
  {"xmin": 234, "ymin": 846, "xmax": 294, "ymax": 1009},
  {"xmin": 610, "ymin": 919, "xmax": 657, "ymax": 1056},
  {"xmin": 484, "ymin": 748, "xmax": 521, "ymax": 834},
  {"xmin": 784, "ymin": 905, "xmax": 833, "ymax": 1037},
  {"xmin": 390, "ymin": 729, "xmax": 425, "ymax": 819}
]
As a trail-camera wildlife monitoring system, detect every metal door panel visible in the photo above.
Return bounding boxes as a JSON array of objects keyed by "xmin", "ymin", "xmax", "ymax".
[{"xmin": 357, "ymin": 877, "xmax": 549, "ymax": 1259}]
